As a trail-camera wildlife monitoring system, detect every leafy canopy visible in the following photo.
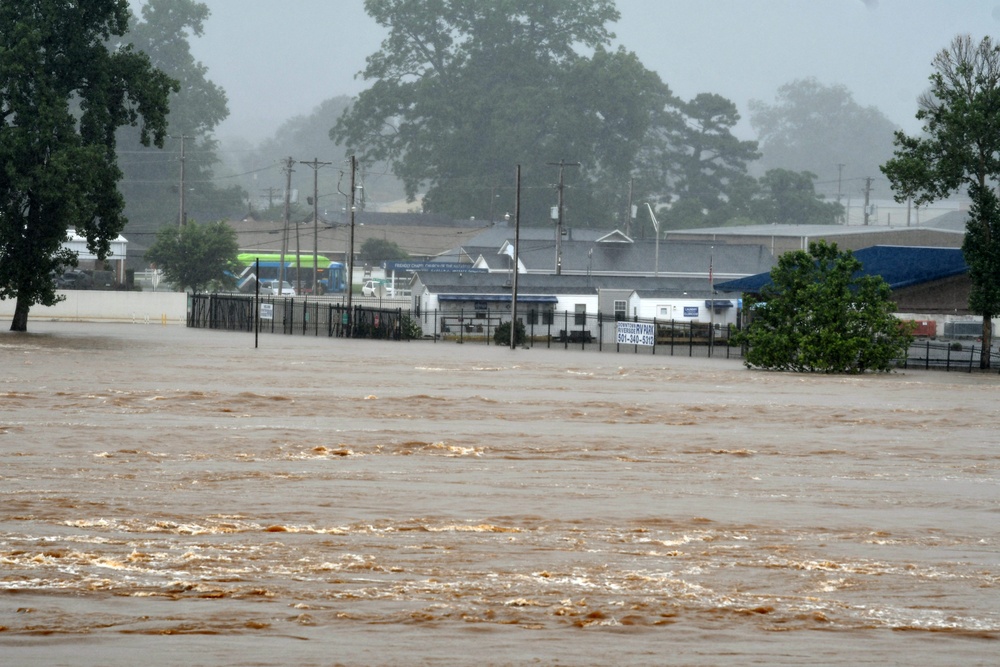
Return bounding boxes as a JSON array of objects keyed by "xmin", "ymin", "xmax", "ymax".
[
  {"xmin": 146, "ymin": 220, "xmax": 240, "ymax": 293},
  {"xmin": 647, "ymin": 93, "xmax": 761, "ymax": 230},
  {"xmin": 334, "ymin": 0, "xmax": 675, "ymax": 225},
  {"xmin": 736, "ymin": 241, "xmax": 911, "ymax": 373},
  {"xmin": 359, "ymin": 238, "xmax": 409, "ymax": 266},
  {"xmin": 753, "ymin": 168, "xmax": 844, "ymax": 225},
  {"xmin": 881, "ymin": 35, "xmax": 1000, "ymax": 369},
  {"xmin": 114, "ymin": 0, "xmax": 243, "ymax": 243},
  {"xmin": 750, "ymin": 78, "xmax": 898, "ymax": 201},
  {"xmin": 0, "ymin": 0, "xmax": 175, "ymax": 331}
]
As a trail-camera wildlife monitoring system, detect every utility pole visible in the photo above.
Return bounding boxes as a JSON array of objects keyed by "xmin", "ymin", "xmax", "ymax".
[
  {"xmin": 346, "ymin": 155, "xmax": 357, "ymax": 331},
  {"xmin": 260, "ymin": 186, "xmax": 280, "ymax": 210},
  {"xmin": 170, "ymin": 135, "xmax": 190, "ymax": 227},
  {"xmin": 547, "ymin": 159, "xmax": 580, "ymax": 275},
  {"xmin": 279, "ymin": 157, "xmax": 295, "ymax": 291},
  {"xmin": 863, "ymin": 176, "xmax": 873, "ymax": 226},
  {"xmin": 299, "ymin": 158, "xmax": 331, "ymax": 294},
  {"xmin": 836, "ymin": 163, "xmax": 845, "ymax": 224}
]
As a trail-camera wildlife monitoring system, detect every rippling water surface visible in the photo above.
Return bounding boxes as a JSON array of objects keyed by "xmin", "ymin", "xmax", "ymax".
[{"xmin": 1, "ymin": 322, "xmax": 997, "ymax": 666}]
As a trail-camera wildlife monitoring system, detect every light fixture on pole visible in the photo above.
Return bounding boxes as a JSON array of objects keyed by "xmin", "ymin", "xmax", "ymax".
[{"xmin": 644, "ymin": 203, "xmax": 660, "ymax": 278}]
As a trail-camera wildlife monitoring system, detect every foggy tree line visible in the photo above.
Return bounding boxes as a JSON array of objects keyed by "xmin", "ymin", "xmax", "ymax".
[{"xmin": 115, "ymin": 0, "xmax": 900, "ymax": 238}]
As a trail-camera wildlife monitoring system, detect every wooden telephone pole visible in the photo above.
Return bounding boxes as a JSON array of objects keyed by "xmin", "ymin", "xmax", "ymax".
[
  {"xmin": 547, "ymin": 159, "xmax": 580, "ymax": 275},
  {"xmin": 278, "ymin": 157, "xmax": 295, "ymax": 291},
  {"xmin": 299, "ymin": 157, "xmax": 332, "ymax": 294}
]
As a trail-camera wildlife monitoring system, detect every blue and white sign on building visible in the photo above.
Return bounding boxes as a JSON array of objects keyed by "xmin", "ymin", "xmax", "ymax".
[
  {"xmin": 616, "ymin": 321, "xmax": 655, "ymax": 346},
  {"xmin": 683, "ymin": 306, "xmax": 700, "ymax": 317}
]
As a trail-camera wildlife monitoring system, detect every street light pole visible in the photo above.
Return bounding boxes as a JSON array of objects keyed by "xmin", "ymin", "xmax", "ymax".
[
  {"xmin": 510, "ymin": 165, "xmax": 521, "ymax": 350},
  {"xmin": 644, "ymin": 203, "xmax": 660, "ymax": 277}
]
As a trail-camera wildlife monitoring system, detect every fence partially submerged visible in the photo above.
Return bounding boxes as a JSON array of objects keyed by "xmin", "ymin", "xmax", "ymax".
[
  {"xmin": 188, "ymin": 293, "xmax": 1000, "ymax": 371},
  {"xmin": 188, "ymin": 293, "xmax": 742, "ymax": 358},
  {"xmin": 900, "ymin": 339, "xmax": 1000, "ymax": 372},
  {"xmin": 188, "ymin": 293, "xmax": 407, "ymax": 340}
]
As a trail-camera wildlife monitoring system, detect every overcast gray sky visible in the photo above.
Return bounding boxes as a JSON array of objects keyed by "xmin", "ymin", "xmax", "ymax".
[{"xmin": 182, "ymin": 0, "xmax": 997, "ymax": 143}]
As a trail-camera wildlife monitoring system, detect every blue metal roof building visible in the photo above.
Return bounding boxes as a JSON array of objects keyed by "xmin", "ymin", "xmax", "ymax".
[
  {"xmin": 715, "ymin": 245, "xmax": 972, "ymax": 315},
  {"xmin": 715, "ymin": 245, "xmax": 968, "ymax": 292}
]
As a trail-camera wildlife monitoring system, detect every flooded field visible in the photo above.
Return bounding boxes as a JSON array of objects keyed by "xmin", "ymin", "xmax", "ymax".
[{"xmin": 1, "ymin": 322, "xmax": 997, "ymax": 666}]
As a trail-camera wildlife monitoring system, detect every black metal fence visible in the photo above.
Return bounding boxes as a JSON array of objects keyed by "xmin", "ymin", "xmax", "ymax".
[
  {"xmin": 188, "ymin": 293, "xmax": 406, "ymax": 340},
  {"xmin": 415, "ymin": 306, "xmax": 742, "ymax": 358},
  {"xmin": 189, "ymin": 294, "xmax": 742, "ymax": 358},
  {"xmin": 898, "ymin": 339, "xmax": 1000, "ymax": 372},
  {"xmin": 189, "ymin": 294, "xmax": 1000, "ymax": 371}
]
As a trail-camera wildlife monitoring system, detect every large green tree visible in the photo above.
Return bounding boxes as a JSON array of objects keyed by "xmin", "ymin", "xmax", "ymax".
[
  {"xmin": 359, "ymin": 238, "xmax": 409, "ymax": 266},
  {"xmin": 114, "ymin": 0, "xmax": 243, "ymax": 259},
  {"xmin": 736, "ymin": 241, "xmax": 912, "ymax": 373},
  {"xmin": 653, "ymin": 93, "xmax": 760, "ymax": 230},
  {"xmin": 146, "ymin": 220, "xmax": 239, "ymax": 293},
  {"xmin": 881, "ymin": 35, "xmax": 1000, "ymax": 369},
  {"xmin": 752, "ymin": 169, "xmax": 844, "ymax": 225},
  {"xmin": 750, "ymin": 78, "xmax": 899, "ymax": 202},
  {"xmin": 333, "ymin": 0, "xmax": 672, "ymax": 226},
  {"xmin": 0, "ymin": 0, "xmax": 175, "ymax": 331}
]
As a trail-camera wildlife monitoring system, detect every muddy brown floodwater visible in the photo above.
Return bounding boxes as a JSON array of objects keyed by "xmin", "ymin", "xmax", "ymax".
[{"xmin": 1, "ymin": 322, "xmax": 998, "ymax": 666}]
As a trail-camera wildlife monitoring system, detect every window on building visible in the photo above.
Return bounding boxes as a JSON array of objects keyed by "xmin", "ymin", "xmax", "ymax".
[
  {"xmin": 574, "ymin": 304, "xmax": 586, "ymax": 325},
  {"xmin": 614, "ymin": 300, "xmax": 627, "ymax": 321}
]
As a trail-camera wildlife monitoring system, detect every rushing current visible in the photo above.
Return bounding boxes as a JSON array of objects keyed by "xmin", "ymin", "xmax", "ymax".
[{"xmin": 1, "ymin": 322, "xmax": 997, "ymax": 666}]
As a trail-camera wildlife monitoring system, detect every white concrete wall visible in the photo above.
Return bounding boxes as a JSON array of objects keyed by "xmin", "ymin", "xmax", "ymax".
[{"xmin": 0, "ymin": 290, "xmax": 189, "ymax": 325}]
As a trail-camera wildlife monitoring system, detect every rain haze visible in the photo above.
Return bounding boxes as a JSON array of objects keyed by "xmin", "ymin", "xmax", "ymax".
[{"xmin": 179, "ymin": 0, "xmax": 998, "ymax": 144}]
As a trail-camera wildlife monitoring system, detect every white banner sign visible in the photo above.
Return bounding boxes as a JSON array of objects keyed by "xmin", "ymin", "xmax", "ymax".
[
  {"xmin": 259, "ymin": 303, "xmax": 274, "ymax": 321},
  {"xmin": 616, "ymin": 321, "xmax": 655, "ymax": 346}
]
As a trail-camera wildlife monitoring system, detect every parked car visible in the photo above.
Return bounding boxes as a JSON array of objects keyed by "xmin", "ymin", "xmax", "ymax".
[
  {"xmin": 55, "ymin": 269, "xmax": 93, "ymax": 290},
  {"xmin": 362, "ymin": 279, "xmax": 390, "ymax": 297},
  {"xmin": 260, "ymin": 280, "xmax": 296, "ymax": 296}
]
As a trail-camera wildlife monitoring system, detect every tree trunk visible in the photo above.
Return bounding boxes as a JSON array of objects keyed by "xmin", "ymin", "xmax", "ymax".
[
  {"xmin": 9, "ymin": 295, "xmax": 29, "ymax": 332},
  {"xmin": 981, "ymin": 315, "xmax": 993, "ymax": 369}
]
